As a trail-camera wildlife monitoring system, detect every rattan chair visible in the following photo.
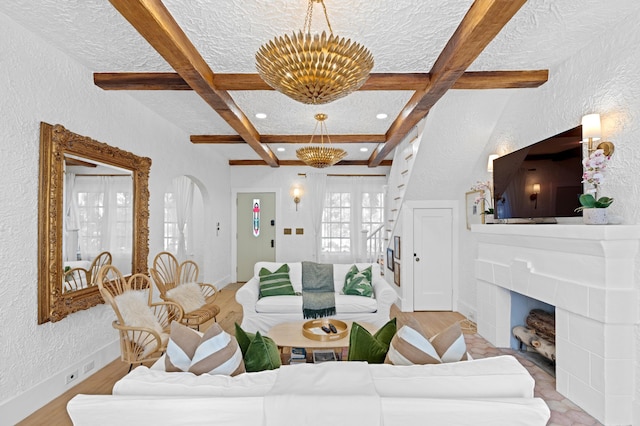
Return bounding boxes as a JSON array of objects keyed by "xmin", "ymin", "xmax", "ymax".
[
  {"xmin": 64, "ymin": 251, "xmax": 112, "ymax": 292},
  {"xmin": 150, "ymin": 251, "xmax": 180, "ymax": 289},
  {"xmin": 97, "ymin": 265, "xmax": 183, "ymax": 370},
  {"xmin": 150, "ymin": 252, "xmax": 220, "ymax": 330}
]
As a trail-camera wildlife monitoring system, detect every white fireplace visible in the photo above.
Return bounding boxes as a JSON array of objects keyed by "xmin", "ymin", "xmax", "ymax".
[{"xmin": 472, "ymin": 224, "xmax": 639, "ymax": 425}]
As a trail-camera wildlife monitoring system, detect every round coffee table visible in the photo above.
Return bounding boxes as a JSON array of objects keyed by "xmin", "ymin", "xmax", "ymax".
[{"xmin": 267, "ymin": 320, "xmax": 376, "ymax": 350}]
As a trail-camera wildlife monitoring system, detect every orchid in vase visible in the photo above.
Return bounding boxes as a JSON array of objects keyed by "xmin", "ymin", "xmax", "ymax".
[
  {"xmin": 470, "ymin": 181, "xmax": 494, "ymax": 216},
  {"xmin": 575, "ymin": 149, "xmax": 614, "ymax": 212}
]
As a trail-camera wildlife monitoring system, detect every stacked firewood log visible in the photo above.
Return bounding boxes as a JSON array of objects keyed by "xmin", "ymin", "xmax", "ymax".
[{"xmin": 512, "ymin": 309, "xmax": 555, "ymax": 362}]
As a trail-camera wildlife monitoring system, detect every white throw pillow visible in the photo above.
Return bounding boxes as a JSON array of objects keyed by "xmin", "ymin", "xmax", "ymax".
[
  {"xmin": 166, "ymin": 282, "xmax": 206, "ymax": 313},
  {"xmin": 114, "ymin": 290, "xmax": 166, "ymax": 357}
]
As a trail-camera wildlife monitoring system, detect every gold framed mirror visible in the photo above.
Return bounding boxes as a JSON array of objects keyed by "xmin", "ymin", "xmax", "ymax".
[{"xmin": 38, "ymin": 122, "xmax": 151, "ymax": 323}]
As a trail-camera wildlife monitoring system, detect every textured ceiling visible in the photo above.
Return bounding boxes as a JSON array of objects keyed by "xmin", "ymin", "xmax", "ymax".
[{"xmin": 1, "ymin": 0, "xmax": 639, "ymax": 162}]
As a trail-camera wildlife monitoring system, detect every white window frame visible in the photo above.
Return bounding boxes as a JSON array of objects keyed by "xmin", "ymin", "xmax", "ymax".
[
  {"xmin": 320, "ymin": 177, "xmax": 385, "ymax": 262},
  {"xmin": 74, "ymin": 176, "xmax": 132, "ymax": 260},
  {"xmin": 163, "ymin": 191, "xmax": 189, "ymax": 253}
]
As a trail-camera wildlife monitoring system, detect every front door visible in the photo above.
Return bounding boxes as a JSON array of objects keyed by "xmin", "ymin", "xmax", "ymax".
[
  {"xmin": 237, "ymin": 192, "xmax": 276, "ymax": 282},
  {"xmin": 413, "ymin": 208, "xmax": 453, "ymax": 310}
]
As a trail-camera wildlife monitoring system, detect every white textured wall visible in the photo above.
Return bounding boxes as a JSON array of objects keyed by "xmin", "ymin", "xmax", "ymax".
[
  {"xmin": 406, "ymin": 9, "xmax": 640, "ymax": 417},
  {"xmin": 0, "ymin": 11, "xmax": 231, "ymax": 423}
]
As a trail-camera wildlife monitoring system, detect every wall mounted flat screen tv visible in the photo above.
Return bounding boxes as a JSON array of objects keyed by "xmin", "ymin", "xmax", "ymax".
[{"xmin": 493, "ymin": 126, "xmax": 583, "ymax": 220}]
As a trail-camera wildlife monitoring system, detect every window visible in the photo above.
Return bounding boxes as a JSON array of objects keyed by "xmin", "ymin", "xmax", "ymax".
[
  {"xmin": 163, "ymin": 191, "xmax": 182, "ymax": 252},
  {"xmin": 115, "ymin": 191, "xmax": 132, "ymax": 251},
  {"xmin": 76, "ymin": 190, "xmax": 104, "ymax": 257},
  {"xmin": 320, "ymin": 183, "xmax": 385, "ymax": 258},
  {"xmin": 361, "ymin": 192, "xmax": 385, "ymax": 237},
  {"xmin": 321, "ymin": 192, "xmax": 351, "ymax": 253},
  {"xmin": 74, "ymin": 175, "xmax": 132, "ymax": 259}
]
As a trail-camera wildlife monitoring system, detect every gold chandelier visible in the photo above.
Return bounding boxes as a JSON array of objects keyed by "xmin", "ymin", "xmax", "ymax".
[
  {"xmin": 296, "ymin": 113, "xmax": 347, "ymax": 168},
  {"xmin": 256, "ymin": 0, "xmax": 374, "ymax": 105}
]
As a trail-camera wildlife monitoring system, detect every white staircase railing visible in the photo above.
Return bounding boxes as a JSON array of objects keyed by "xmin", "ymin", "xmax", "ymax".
[{"xmin": 363, "ymin": 224, "xmax": 385, "ymax": 264}]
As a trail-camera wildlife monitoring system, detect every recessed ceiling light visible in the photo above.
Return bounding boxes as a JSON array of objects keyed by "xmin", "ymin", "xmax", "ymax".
[
  {"xmin": 376, "ymin": 113, "xmax": 388, "ymax": 120},
  {"xmin": 277, "ymin": 147, "xmax": 285, "ymax": 152},
  {"xmin": 255, "ymin": 113, "xmax": 267, "ymax": 119},
  {"xmin": 360, "ymin": 147, "xmax": 369, "ymax": 152}
]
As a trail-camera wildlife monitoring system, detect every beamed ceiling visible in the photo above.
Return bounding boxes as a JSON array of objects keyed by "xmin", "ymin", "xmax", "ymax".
[
  {"xmin": 102, "ymin": 0, "xmax": 541, "ymax": 168},
  {"xmin": 1, "ymin": 1, "xmax": 636, "ymax": 167}
]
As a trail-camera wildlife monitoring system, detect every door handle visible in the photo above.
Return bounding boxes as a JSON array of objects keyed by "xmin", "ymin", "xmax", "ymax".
[
  {"xmin": 414, "ymin": 253, "xmax": 420, "ymax": 262},
  {"xmin": 271, "ymin": 239, "xmax": 274, "ymax": 248}
]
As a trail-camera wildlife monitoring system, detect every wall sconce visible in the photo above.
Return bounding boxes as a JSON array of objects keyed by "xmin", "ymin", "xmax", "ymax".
[
  {"xmin": 582, "ymin": 113, "xmax": 615, "ymax": 156},
  {"xmin": 487, "ymin": 154, "xmax": 499, "ymax": 173},
  {"xmin": 292, "ymin": 187, "xmax": 302, "ymax": 211},
  {"xmin": 529, "ymin": 183, "xmax": 540, "ymax": 209}
]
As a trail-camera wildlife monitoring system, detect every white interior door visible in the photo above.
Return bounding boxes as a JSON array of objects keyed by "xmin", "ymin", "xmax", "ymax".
[
  {"xmin": 236, "ymin": 192, "xmax": 276, "ymax": 282},
  {"xmin": 413, "ymin": 208, "xmax": 453, "ymax": 310}
]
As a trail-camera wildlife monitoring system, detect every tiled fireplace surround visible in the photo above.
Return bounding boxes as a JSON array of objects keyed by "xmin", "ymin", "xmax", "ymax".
[{"xmin": 472, "ymin": 224, "xmax": 640, "ymax": 425}]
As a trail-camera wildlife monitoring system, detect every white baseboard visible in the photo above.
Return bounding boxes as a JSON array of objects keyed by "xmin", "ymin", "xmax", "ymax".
[
  {"xmin": 398, "ymin": 296, "xmax": 412, "ymax": 312},
  {"xmin": 213, "ymin": 275, "xmax": 232, "ymax": 290},
  {"xmin": 633, "ymin": 399, "xmax": 640, "ymax": 426},
  {"xmin": 456, "ymin": 300, "xmax": 477, "ymax": 323},
  {"xmin": 1, "ymin": 339, "xmax": 119, "ymax": 425}
]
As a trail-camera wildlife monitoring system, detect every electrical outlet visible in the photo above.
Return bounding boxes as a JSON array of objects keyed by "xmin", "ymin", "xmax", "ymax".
[
  {"xmin": 66, "ymin": 370, "xmax": 78, "ymax": 384},
  {"xmin": 83, "ymin": 361, "xmax": 95, "ymax": 374}
]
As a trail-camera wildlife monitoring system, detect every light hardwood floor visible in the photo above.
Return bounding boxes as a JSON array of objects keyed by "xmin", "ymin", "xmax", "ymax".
[{"xmin": 18, "ymin": 283, "xmax": 467, "ymax": 425}]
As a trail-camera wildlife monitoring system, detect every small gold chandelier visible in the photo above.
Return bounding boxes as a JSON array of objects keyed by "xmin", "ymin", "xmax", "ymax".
[
  {"xmin": 296, "ymin": 113, "xmax": 347, "ymax": 168},
  {"xmin": 256, "ymin": 0, "xmax": 374, "ymax": 105}
]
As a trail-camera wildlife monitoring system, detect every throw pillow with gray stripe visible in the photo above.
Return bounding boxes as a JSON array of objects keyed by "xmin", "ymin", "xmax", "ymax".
[{"xmin": 259, "ymin": 264, "xmax": 295, "ymax": 297}]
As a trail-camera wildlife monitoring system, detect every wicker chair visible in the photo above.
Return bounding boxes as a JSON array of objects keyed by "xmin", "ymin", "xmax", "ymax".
[
  {"xmin": 64, "ymin": 251, "xmax": 112, "ymax": 292},
  {"xmin": 150, "ymin": 252, "xmax": 220, "ymax": 330},
  {"xmin": 150, "ymin": 251, "xmax": 179, "ymax": 289},
  {"xmin": 97, "ymin": 265, "xmax": 183, "ymax": 370}
]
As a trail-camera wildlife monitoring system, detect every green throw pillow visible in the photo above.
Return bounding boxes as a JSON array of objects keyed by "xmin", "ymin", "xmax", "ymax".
[
  {"xmin": 244, "ymin": 332, "xmax": 281, "ymax": 372},
  {"xmin": 259, "ymin": 264, "xmax": 295, "ymax": 297},
  {"xmin": 234, "ymin": 323, "xmax": 281, "ymax": 372},
  {"xmin": 234, "ymin": 322, "xmax": 255, "ymax": 356},
  {"xmin": 343, "ymin": 265, "xmax": 374, "ymax": 297},
  {"xmin": 348, "ymin": 318, "xmax": 397, "ymax": 363}
]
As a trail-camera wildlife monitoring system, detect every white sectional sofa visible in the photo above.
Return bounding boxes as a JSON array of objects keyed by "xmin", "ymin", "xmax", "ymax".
[
  {"xmin": 67, "ymin": 355, "xmax": 551, "ymax": 425},
  {"xmin": 236, "ymin": 261, "xmax": 398, "ymax": 334}
]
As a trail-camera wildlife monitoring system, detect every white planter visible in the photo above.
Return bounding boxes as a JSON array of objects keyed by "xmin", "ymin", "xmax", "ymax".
[{"xmin": 582, "ymin": 208, "xmax": 608, "ymax": 225}]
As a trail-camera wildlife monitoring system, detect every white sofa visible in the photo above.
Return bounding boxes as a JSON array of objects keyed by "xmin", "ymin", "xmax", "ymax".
[
  {"xmin": 67, "ymin": 355, "xmax": 550, "ymax": 425},
  {"xmin": 235, "ymin": 261, "xmax": 398, "ymax": 334}
]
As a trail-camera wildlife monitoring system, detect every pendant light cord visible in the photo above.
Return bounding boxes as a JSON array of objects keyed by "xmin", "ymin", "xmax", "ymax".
[{"xmin": 304, "ymin": 0, "xmax": 334, "ymax": 35}]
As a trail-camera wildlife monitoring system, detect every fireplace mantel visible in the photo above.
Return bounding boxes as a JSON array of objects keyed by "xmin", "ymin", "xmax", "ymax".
[
  {"xmin": 471, "ymin": 224, "xmax": 640, "ymax": 425},
  {"xmin": 472, "ymin": 223, "xmax": 640, "ymax": 239}
]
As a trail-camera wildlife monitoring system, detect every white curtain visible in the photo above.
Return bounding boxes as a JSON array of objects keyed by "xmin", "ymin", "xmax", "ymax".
[
  {"xmin": 100, "ymin": 176, "xmax": 115, "ymax": 254},
  {"xmin": 306, "ymin": 173, "xmax": 327, "ymax": 261},
  {"xmin": 77, "ymin": 177, "xmax": 107, "ymax": 261},
  {"xmin": 75, "ymin": 175, "xmax": 131, "ymax": 271},
  {"xmin": 63, "ymin": 172, "xmax": 80, "ymax": 262},
  {"xmin": 173, "ymin": 176, "xmax": 195, "ymax": 262}
]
